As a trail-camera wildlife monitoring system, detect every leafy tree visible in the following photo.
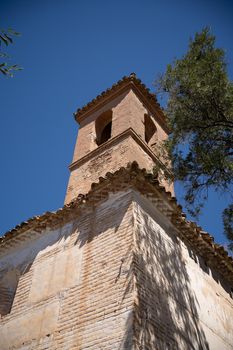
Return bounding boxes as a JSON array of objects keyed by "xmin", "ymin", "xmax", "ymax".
[
  {"xmin": 0, "ymin": 28, "xmax": 21, "ymax": 76},
  {"xmin": 154, "ymin": 28, "xmax": 233, "ymax": 250}
]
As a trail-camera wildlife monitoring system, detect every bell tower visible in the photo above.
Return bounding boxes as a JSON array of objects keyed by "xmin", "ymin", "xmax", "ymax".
[
  {"xmin": 1, "ymin": 74, "xmax": 233, "ymax": 350},
  {"xmin": 65, "ymin": 73, "xmax": 173, "ymax": 204}
]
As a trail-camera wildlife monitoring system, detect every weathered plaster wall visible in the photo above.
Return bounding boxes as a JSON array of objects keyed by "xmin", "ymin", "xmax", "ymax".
[
  {"xmin": 0, "ymin": 190, "xmax": 135, "ymax": 350},
  {"xmin": 132, "ymin": 191, "xmax": 233, "ymax": 350}
]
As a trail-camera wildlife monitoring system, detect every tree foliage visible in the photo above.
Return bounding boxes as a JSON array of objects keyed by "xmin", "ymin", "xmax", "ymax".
[
  {"xmin": 0, "ymin": 28, "xmax": 21, "ymax": 76},
  {"xmin": 155, "ymin": 28, "xmax": 233, "ymax": 249}
]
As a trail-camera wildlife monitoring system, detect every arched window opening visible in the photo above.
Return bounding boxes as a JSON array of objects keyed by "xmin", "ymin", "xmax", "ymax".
[
  {"xmin": 95, "ymin": 110, "xmax": 112, "ymax": 146},
  {"xmin": 144, "ymin": 114, "xmax": 157, "ymax": 146},
  {"xmin": 99, "ymin": 121, "xmax": 112, "ymax": 144}
]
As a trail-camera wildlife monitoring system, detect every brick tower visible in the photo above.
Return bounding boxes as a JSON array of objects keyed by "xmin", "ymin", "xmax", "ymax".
[
  {"xmin": 65, "ymin": 73, "xmax": 172, "ymax": 204},
  {"xmin": 0, "ymin": 74, "xmax": 233, "ymax": 350}
]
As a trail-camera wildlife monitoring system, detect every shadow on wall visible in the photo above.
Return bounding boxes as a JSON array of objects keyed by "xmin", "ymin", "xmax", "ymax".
[
  {"xmin": 75, "ymin": 191, "xmax": 133, "ymax": 248},
  {"xmin": 0, "ymin": 189, "xmax": 211, "ymax": 349},
  {"xmin": 64, "ymin": 191, "xmax": 135, "ymax": 349},
  {"xmin": 74, "ymin": 190, "xmax": 210, "ymax": 350},
  {"xmin": 130, "ymin": 196, "xmax": 210, "ymax": 350},
  {"xmin": 0, "ymin": 190, "xmax": 133, "ymax": 350},
  {"xmin": 0, "ymin": 220, "xmax": 78, "ymax": 318}
]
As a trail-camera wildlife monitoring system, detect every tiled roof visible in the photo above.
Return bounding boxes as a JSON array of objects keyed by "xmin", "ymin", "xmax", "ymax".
[
  {"xmin": 1, "ymin": 162, "xmax": 232, "ymax": 283},
  {"xmin": 74, "ymin": 73, "xmax": 168, "ymax": 131}
]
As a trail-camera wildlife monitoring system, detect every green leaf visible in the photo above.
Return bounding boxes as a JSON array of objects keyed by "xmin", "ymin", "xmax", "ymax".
[
  {"xmin": 154, "ymin": 27, "xmax": 233, "ymax": 247},
  {"xmin": 0, "ymin": 34, "xmax": 9, "ymax": 46},
  {"xmin": 4, "ymin": 34, "xmax": 13, "ymax": 44},
  {"xmin": 7, "ymin": 28, "xmax": 21, "ymax": 36}
]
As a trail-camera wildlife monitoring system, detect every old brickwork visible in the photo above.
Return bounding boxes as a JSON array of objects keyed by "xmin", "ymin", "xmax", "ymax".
[
  {"xmin": 132, "ymin": 191, "xmax": 233, "ymax": 349},
  {"xmin": 0, "ymin": 190, "xmax": 136, "ymax": 349},
  {"xmin": 65, "ymin": 78, "xmax": 171, "ymax": 204},
  {"xmin": 1, "ymin": 182, "xmax": 233, "ymax": 349},
  {"xmin": 66, "ymin": 131, "xmax": 158, "ymax": 201},
  {"xmin": 1, "ymin": 75, "xmax": 233, "ymax": 349}
]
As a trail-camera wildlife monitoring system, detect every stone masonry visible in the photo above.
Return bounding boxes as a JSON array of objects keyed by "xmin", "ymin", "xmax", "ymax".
[{"xmin": 0, "ymin": 74, "xmax": 233, "ymax": 350}]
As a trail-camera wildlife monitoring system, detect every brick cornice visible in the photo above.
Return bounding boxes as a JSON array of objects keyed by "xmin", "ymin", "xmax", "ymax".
[
  {"xmin": 1, "ymin": 162, "xmax": 233, "ymax": 284},
  {"xmin": 74, "ymin": 74, "xmax": 169, "ymax": 133},
  {"xmin": 69, "ymin": 128, "xmax": 167, "ymax": 172}
]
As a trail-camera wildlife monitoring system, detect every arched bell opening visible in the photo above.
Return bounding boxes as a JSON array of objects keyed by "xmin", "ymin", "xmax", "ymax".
[
  {"xmin": 95, "ymin": 110, "xmax": 113, "ymax": 146},
  {"xmin": 144, "ymin": 114, "xmax": 157, "ymax": 148}
]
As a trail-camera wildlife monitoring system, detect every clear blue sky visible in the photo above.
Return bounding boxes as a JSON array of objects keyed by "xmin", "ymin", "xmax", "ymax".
[{"xmin": 1, "ymin": 0, "xmax": 233, "ymax": 248}]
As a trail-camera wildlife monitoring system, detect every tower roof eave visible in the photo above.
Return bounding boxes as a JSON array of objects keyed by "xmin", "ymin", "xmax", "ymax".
[
  {"xmin": 73, "ymin": 73, "xmax": 170, "ymax": 133},
  {"xmin": 1, "ymin": 162, "xmax": 233, "ymax": 284}
]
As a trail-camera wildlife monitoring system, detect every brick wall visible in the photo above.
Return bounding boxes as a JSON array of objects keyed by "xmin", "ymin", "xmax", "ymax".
[
  {"xmin": 132, "ymin": 191, "xmax": 233, "ymax": 350},
  {"xmin": 65, "ymin": 132, "xmax": 173, "ymax": 204},
  {"xmin": 65, "ymin": 88, "xmax": 169, "ymax": 204},
  {"xmin": 65, "ymin": 134, "xmax": 156, "ymax": 203},
  {"xmin": 1, "ymin": 188, "xmax": 232, "ymax": 349},
  {"xmin": 0, "ymin": 190, "xmax": 135, "ymax": 350}
]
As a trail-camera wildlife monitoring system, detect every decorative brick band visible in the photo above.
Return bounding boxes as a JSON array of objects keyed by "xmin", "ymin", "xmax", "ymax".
[{"xmin": 69, "ymin": 127, "xmax": 167, "ymax": 172}]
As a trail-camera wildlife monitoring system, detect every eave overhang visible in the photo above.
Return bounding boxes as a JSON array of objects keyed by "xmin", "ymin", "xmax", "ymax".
[
  {"xmin": 73, "ymin": 73, "xmax": 170, "ymax": 133},
  {"xmin": 1, "ymin": 162, "xmax": 232, "ymax": 284}
]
